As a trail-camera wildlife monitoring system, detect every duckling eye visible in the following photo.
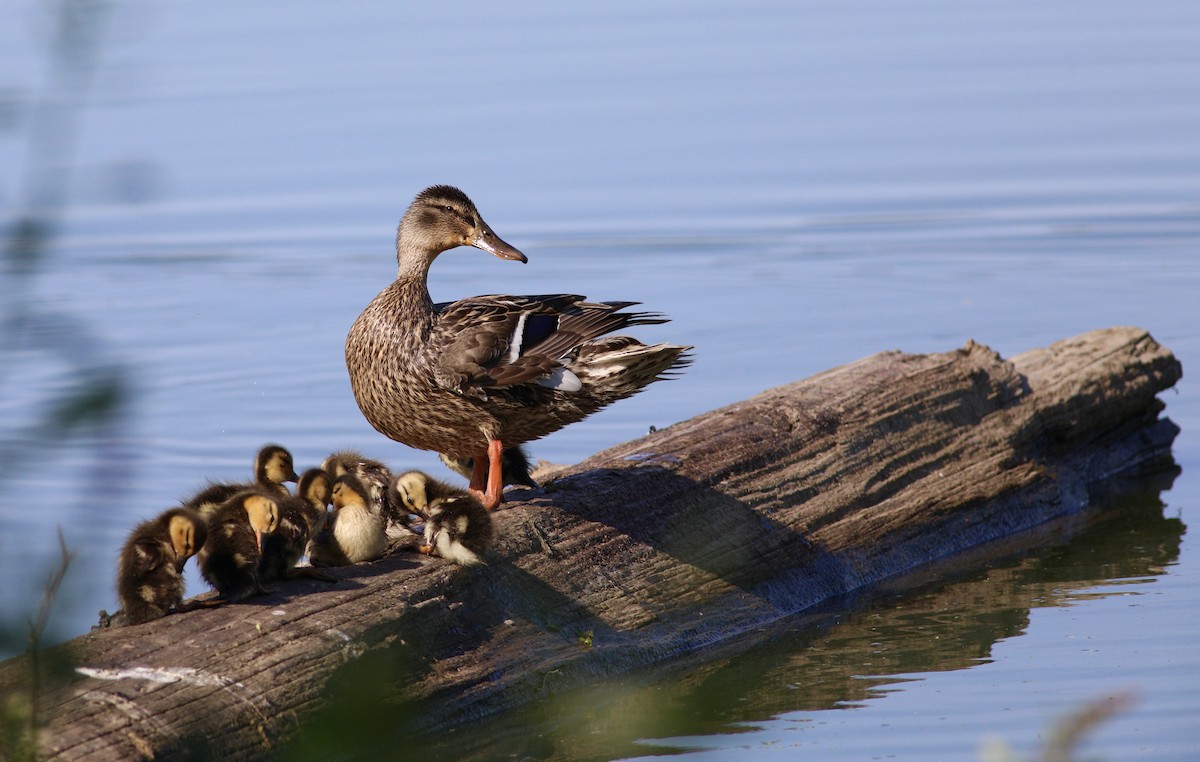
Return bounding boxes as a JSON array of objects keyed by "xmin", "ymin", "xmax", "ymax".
[{"xmin": 442, "ymin": 204, "xmax": 454, "ymax": 213}]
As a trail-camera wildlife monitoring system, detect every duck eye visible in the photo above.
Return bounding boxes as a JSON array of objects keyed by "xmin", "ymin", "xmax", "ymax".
[{"xmin": 442, "ymin": 204, "xmax": 454, "ymax": 213}]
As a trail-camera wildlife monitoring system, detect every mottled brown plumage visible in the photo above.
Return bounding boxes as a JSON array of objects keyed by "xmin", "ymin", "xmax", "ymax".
[
  {"xmin": 344, "ymin": 185, "xmax": 692, "ymax": 508},
  {"xmin": 116, "ymin": 507, "xmax": 207, "ymax": 625}
]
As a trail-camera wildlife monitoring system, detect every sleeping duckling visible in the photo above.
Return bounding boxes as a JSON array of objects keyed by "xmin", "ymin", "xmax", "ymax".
[
  {"xmin": 438, "ymin": 444, "xmax": 539, "ymax": 497},
  {"xmin": 116, "ymin": 507, "xmax": 208, "ymax": 624},
  {"xmin": 391, "ymin": 471, "xmax": 493, "ymax": 566},
  {"xmin": 308, "ymin": 473, "xmax": 387, "ymax": 566},
  {"xmin": 321, "ymin": 449, "xmax": 412, "ymax": 535},
  {"xmin": 197, "ymin": 491, "xmax": 281, "ymax": 601},
  {"xmin": 259, "ymin": 468, "xmax": 336, "ymax": 583},
  {"xmin": 186, "ymin": 443, "xmax": 299, "ymax": 517}
]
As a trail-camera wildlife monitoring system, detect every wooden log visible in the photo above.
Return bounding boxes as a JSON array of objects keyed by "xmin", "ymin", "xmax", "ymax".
[{"xmin": 0, "ymin": 326, "xmax": 1181, "ymax": 760}]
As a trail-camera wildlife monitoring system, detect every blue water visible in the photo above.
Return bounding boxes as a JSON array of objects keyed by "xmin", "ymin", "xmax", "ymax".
[{"xmin": 2, "ymin": 0, "xmax": 1198, "ymax": 758}]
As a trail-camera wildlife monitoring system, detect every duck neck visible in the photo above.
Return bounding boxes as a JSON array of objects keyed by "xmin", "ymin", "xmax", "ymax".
[{"xmin": 394, "ymin": 240, "xmax": 435, "ymax": 282}]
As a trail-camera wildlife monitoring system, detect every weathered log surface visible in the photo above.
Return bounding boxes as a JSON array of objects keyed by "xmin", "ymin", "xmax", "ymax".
[{"xmin": 0, "ymin": 326, "xmax": 1182, "ymax": 760}]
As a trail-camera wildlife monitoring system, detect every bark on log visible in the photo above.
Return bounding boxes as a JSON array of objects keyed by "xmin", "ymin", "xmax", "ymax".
[{"xmin": 0, "ymin": 326, "xmax": 1182, "ymax": 760}]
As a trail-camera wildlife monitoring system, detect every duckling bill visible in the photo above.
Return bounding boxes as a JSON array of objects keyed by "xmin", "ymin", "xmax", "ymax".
[{"xmin": 116, "ymin": 507, "xmax": 207, "ymax": 625}]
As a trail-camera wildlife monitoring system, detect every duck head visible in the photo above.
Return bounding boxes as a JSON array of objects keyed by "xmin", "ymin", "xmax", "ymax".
[
  {"xmin": 167, "ymin": 509, "xmax": 206, "ymax": 561},
  {"xmin": 391, "ymin": 470, "xmax": 432, "ymax": 515},
  {"xmin": 331, "ymin": 473, "xmax": 370, "ymax": 511},
  {"xmin": 242, "ymin": 494, "xmax": 280, "ymax": 551},
  {"xmin": 255, "ymin": 444, "xmax": 299, "ymax": 487},
  {"xmin": 397, "ymin": 185, "xmax": 526, "ymax": 273},
  {"xmin": 298, "ymin": 468, "xmax": 333, "ymax": 509}
]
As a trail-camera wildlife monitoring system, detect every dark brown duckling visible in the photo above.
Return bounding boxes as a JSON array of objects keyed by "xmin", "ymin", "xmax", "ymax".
[
  {"xmin": 116, "ymin": 507, "xmax": 207, "ymax": 624},
  {"xmin": 196, "ymin": 491, "xmax": 281, "ymax": 601},
  {"xmin": 308, "ymin": 473, "xmax": 387, "ymax": 566},
  {"xmin": 391, "ymin": 470, "xmax": 493, "ymax": 566},
  {"xmin": 186, "ymin": 443, "xmax": 299, "ymax": 517},
  {"xmin": 260, "ymin": 468, "xmax": 336, "ymax": 583},
  {"xmin": 438, "ymin": 444, "xmax": 540, "ymax": 496}
]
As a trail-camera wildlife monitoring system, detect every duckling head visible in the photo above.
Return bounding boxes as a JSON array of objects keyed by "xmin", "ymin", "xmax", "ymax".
[
  {"xmin": 321, "ymin": 453, "xmax": 350, "ymax": 479},
  {"xmin": 397, "ymin": 186, "xmax": 526, "ymax": 273},
  {"xmin": 242, "ymin": 494, "xmax": 280, "ymax": 551},
  {"xmin": 391, "ymin": 470, "xmax": 431, "ymax": 515},
  {"xmin": 256, "ymin": 444, "xmax": 299, "ymax": 486},
  {"xmin": 167, "ymin": 509, "xmax": 206, "ymax": 561},
  {"xmin": 298, "ymin": 468, "xmax": 333, "ymax": 508},
  {"xmin": 331, "ymin": 473, "xmax": 370, "ymax": 511}
]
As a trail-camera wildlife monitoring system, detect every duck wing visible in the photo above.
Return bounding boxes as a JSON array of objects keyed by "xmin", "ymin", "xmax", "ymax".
[{"xmin": 428, "ymin": 294, "xmax": 670, "ymax": 398}]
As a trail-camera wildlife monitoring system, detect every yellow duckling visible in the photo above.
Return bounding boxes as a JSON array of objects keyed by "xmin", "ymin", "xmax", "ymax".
[
  {"xmin": 391, "ymin": 471, "xmax": 493, "ymax": 566},
  {"xmin": 322, "ymin": 449, "xmax": 417, "ymax": 537},
  {"xmin": 308, "ymin": 473, "xmax": 387, "ymax": 566},
  {"xmin": 116, "ymin": 507, "xmax": 207, "ymax": 625},
  {"xmin": 196, "ymin": 491, "xmax": 281, "ymax": 601},
  {"xmin": 260, "ymin": 468, "xmax": 336, "ymax": 583},
  {"xmin": 186, "ymin": 443, "xmax": 299, "ymax": 517}
]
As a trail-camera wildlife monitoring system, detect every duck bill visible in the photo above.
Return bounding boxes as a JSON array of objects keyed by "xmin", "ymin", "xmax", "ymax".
[
  {"xmin": 470, "ymin": 222, "xmax": 527, "ymax": 263},
  {"xmin": 255, "ymin": 529, "xmax": 265, "ymax": 552}
]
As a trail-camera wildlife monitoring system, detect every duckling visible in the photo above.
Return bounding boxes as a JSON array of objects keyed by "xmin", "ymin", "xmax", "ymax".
[
  {"xmin": 186, "ymin": 443, "xmax": 299, "ymax": 517},
  {"xmin": 308, "ymin": 473, "xmax": 387, "ymax": 566},
  {"xmin": 321, "ymin": 449, "xmax": 412, "ymax": 535},
  {"xmin": 259, "ymin": 468, "xmax": 336, "ymax": 583},
  {"xmin": 391, "ymin": 470, "xmax": 493, "ymax": 566},
  {"xmin": 438, "ymin": 444, "xmax": 540, "ymax": 496},
  {"xmin": 116, "ymin": 507, "xmax": 208, "ymax": 624},
  {"xmin": 197, "ymin": 491, "xmax": 281, "ymax": 601}
]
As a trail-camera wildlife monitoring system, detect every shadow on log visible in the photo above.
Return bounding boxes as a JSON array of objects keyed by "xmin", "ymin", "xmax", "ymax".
[{"xmin": 0, "ymin": 326, "xmax": 1183, "ymax": 760}]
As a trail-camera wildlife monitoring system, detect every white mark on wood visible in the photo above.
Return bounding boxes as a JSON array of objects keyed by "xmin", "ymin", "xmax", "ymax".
[
  {"xmin": 272, "ymin": 609, "xmax": 286, "ymax": 616},
  {"xmin": 76, "ymin": 665, "xmax": 244, "ymax": 689}
]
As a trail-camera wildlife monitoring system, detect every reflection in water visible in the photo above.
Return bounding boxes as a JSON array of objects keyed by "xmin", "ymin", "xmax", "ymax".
[{"xmin": 378, "ymin": 485, "xmax": 1183, "ymax": 762}]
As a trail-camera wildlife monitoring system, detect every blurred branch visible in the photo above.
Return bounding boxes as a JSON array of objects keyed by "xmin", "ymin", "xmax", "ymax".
[{"xmin": 1, "ymin": 530, "xmax": 75, "ymax": 762}]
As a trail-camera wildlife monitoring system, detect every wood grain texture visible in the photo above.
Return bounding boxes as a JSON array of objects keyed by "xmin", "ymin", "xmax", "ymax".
[{"xmin": 0, "ymin": 326, "xmax": 1181, "ymax": 760}]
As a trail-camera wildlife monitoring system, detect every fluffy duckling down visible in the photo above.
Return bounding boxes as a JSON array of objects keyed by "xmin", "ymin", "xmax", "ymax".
[
  {"xmin": 186, "ymin": 443, "xmax": 298, "ymax": 517},
  {"xmin": 197, "ymin": 491, "xmax": 281, "ymax": 602},
  {"xmin": 116, "ymin": 507, "xmax": 207, "ymax": 625},
  {"xmin": 392, "ymin": 471, "xmax": 493, "ymax": 566},
  {"xmin": 308, "ymin": 473, "xmax": 387, "ymax": 566},
  {"xmin": 260, "ymin": 468, "xmax": 335, "ymax": 583},
  {"xmin": 323, "ymin": 449, "xmax": 417, "ymax": 538}
]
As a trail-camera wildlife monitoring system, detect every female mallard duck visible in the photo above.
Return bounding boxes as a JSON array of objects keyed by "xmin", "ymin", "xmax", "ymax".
[
  {"xmin": 116, "ymin": 507, "xmax": 207, "ymax": 624},
  {"xmin": 197, "ymin": 491, "xmax": 281, "ymax": 601},
  {"xmin": 260, "ymin": 468, "xmax": 336, "ymax": 583},
  {"xmin": 345, "ymin": 185, "xmax": 692, "ymax": 510},
  {"xmin": 391, "ymin": 471, "xmax": 493, "ymax": 566},
  {"xmin": 186, "ymin": 444, "xmax": 299, "ymax": 517},
  {"xmin": 308, "ymin": 473, "xmax": 387, "ymax": 566}
]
